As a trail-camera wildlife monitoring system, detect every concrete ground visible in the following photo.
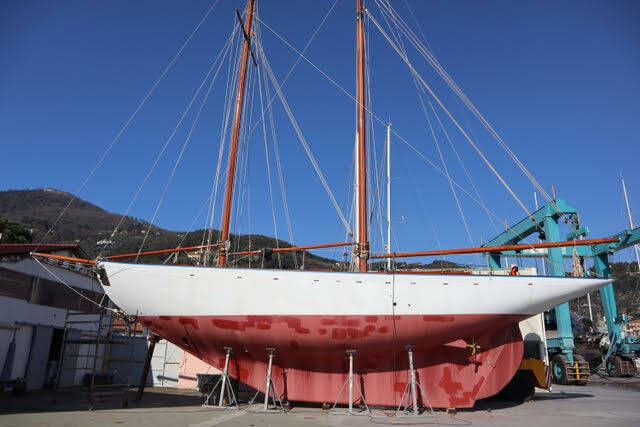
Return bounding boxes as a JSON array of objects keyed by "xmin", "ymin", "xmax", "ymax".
[{"xmin": 1, "ymin": 378, "xmax": 639, "ymax": 427}]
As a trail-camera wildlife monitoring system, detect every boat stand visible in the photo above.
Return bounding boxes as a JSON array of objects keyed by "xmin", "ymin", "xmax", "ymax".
[
  {"xmin": 202, "ymin": 347, "xmax": 239, "ymax": 410},
  {"xmin": 330, "ymin": 350, "xmax": 371, "ymax": 417},
  {"xmin": 394, "ymin": 345, "xmax": 434, "ymax": 418},
  {"xmin": 247, "ymin": 348, "xmax": 284, "ymax": 413}
]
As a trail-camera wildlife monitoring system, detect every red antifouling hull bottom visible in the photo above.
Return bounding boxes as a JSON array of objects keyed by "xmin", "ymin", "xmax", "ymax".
[{"xmin": 138, "ymin": 314, "xmax": 524, "ymax": 408}]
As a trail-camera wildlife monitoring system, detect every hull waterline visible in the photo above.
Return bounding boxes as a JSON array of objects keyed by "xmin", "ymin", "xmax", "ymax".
[{"xmin": 99, "ymin": 262, "xmax": 611, "ymax": 407}]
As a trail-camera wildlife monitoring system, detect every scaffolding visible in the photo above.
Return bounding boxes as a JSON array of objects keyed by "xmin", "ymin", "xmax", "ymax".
[{"xmin": 52, "ymin": 302, "xmax": 140, "ymax": 410}]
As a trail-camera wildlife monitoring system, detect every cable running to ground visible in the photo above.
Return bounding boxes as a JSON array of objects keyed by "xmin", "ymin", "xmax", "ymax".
[
  {"xmin": 100, "ymin": 27, "xmax": 237, "ymax": 258},
  {"xmin": 135, "ymin": 34, "xmax": 234, "ymax": 261},
  {"xmin": 36, "ymin": 0, "xmax": 222, "ymax": 250}
]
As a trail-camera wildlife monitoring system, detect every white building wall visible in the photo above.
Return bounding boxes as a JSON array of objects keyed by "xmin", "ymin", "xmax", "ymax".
[
  {"xmin": 150, "ymin": 339, "xmax": 181, "ymax": 387},
  {"xmin": 0, "ymin": 255, "xmax": 105, "ymax": 389}
]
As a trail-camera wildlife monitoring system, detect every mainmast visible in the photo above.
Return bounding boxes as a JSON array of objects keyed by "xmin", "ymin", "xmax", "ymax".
[
  {"xmin": 218, "ymin": 0, "xmax": 256, "ymax": 267},
  {"xmin": 356, "ymin": 0, "xmax": 369, "ymax": 272}
]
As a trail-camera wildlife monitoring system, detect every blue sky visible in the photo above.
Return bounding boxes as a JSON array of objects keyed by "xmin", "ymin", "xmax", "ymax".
[{"xmin": 1, "ymin": 0, "xmax": 639, "ymax": 265}]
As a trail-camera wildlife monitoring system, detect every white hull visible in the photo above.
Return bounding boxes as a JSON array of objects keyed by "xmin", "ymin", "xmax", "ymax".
[{"xmin": 99, "ymin": 262, "xmax": 610, "ymax": 318}]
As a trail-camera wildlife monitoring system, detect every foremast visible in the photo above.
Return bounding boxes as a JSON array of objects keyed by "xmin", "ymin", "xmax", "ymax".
[
  {"xmin": 355, "ymin": 0, "xmax": 369, "ymax": 272},
  {"xmin": 218, "ymin": 0, "xmax": 256, "ymax": 266}
]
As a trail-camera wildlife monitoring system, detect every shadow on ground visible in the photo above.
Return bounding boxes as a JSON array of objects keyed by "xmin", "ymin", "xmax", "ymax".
[
  {"xmin": 0, "ymin": 387, "xmax": 204, "ymax": 414},
  {"xmin": 462, "ymin": 389, "xmax": 594, "ymax": 413},
  {"xmin": 0, "ymin": 386, "xmax": 600, "ymax": 416}
]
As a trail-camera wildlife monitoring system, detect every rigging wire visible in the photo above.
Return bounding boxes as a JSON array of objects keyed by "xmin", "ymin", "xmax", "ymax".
[
  {"xmin": 36, "ymin": 0, "xmax": 222, "ymax": 250},
  {"xmin": 257, "ymin": 56, "xmax": 282, "ymax": 267},
  {"xmin": 379, "ymin": 0, "xmax": 498, "ymax": 236},
  {"xmin": 135, "ymin": 33, "xmax": 234, "ymax": 260},
  {"xmin": 365, "ymin": 9, "xmax": 533, "ymax": 219},
  {"xmin": 255, "ymin": 12, "xmax": 572, "ymax": 274},
  {"xmin": 375, "ymin": 0, "xmax": 568, "ymax": 222},
  {"xmin": 246, "ymin": 0, "xmax": 341, "ymax": 141},
  {"xmin": 255, "ymin": 37, "xmax": 353, "ymax": 235},
  {"xmin": 230, "ymin": 59, "xmax": 257, "ymax": 264},
  {"xmin": 99, "ymin": 27, "xmax": 237, "ymax": 258},
  {"xmin": 363, "ymin": 10, "xmax": 385, "ymax": 256},
  {"xmin": 423, "ymin": 93, "xmax": 477, "ymax": 249},
  {"xmin": 33, "ymin": 257, "xmax": 114, "ymax": 313},
  {"xmin": 380, "ymin": 9, "xmax": 479, "ymax": 262},
  {"xmin": 429, "ymin": 100, "xmax": 500, "ymax": 235},
  {"xmin": 255, "ymin": 14, "xmax": 503, "ymax": 223},
  {"xmin": 258, "ymin": 7, "xmax": 571, "ymax": 273},
  {"xmin": 173, "ymin": 193, "xmax": 215, "ymax": 253},
  {"xmin": 263, "ymin": 58, "xmax": 298, "ymax": 268},
  {"xmin": 202, "ymin": 22, "xmax": 244, "ymax": 263}
]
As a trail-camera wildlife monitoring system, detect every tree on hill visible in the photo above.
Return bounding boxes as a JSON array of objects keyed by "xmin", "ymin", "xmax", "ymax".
[{"xmin": 0, "ymin": 218, "xmax": 32, "ymax": 243}]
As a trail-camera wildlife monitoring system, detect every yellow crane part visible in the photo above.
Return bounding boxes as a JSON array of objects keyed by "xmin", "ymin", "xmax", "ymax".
[{"xmin": 519, "ymin": 358, "xmax": 551, "ymax": 389}]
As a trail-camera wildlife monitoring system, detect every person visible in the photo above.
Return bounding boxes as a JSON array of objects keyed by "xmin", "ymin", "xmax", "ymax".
[{"xmin": 509, "ymin": 264, "xmax": 519, "ymax": 276}]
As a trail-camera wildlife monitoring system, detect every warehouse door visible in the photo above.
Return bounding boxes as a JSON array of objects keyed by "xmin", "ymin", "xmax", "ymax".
[{"xmin": 25, "ymin": 326, "xmax": 54, "ymax": 390}]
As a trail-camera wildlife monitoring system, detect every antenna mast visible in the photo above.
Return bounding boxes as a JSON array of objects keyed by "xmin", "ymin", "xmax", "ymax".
[
  {"xmin": 621, "ymin": 174, "xmax": 640, "ymax": 271},
  {"xmin": 218, "ymin": 0, "xmax": 256, "ymax": 266},
  {"xmin": 355, "ymin": 0, "xmax": 369, "ymax": 272},
  {"xmin": 386, "ymin": 123, "xmax": 391, "ymax": 270}
]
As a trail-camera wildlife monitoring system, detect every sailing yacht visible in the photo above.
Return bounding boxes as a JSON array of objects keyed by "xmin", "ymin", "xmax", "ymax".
[{"xmin": 40, "ymin": 0, "xmax": 613, "ymax": 408}]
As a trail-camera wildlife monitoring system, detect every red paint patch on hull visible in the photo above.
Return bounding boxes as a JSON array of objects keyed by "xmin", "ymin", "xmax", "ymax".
[{"xmin": 137, "ymin": 314, "xmax": 524, "ymax": 408}]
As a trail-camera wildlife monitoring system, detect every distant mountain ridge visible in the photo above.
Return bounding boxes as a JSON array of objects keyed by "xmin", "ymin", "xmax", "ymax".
[
  {"xmin": 0, "ymin": 188, "xmax": 469, "ymax": 272},
  {"xmin": 0, "ymin": 188, "xmax": 149, "ymax": 242}
]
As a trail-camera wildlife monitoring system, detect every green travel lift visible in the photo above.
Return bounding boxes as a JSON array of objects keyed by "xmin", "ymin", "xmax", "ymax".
[{"xmin": 484, "ymin": 198, "xmax": 640, "ymax": 384}]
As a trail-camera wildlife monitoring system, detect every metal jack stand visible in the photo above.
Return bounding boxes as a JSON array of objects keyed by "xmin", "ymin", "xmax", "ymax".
[
  {"xmin": 247, "ymin": 348, "xmax": 284, "ymax": 413},
  {"xmin": 330, "ymin": 350, "xmax": 371, "ymax": 416},
  {"xmin": 203, "ymin": 347, "xmax": 239, "ymax": 410},
  {"xmin": 395, "ymin": 345, "xmax": 434, "ymax": 418}
]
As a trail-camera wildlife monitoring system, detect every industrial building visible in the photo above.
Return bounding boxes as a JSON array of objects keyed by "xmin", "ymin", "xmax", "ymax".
[{"xmin": 0, "ymin": 243, "xmax": 219, "ymax": 395}]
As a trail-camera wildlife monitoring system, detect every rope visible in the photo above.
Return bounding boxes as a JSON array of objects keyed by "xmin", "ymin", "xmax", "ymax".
[{"xmin": 35, "ymin": 0, "xmax": 221, "ymax": 250}]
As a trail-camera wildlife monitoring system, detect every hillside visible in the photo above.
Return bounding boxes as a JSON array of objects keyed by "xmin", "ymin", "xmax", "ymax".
[
  {"xmin": 0, "ymin": 188, "xmax": 338, "ymax": 269},
  {"xmin": 0, "ymin": 188, "xmax": 156, "ymax": 242},
  {"xmin": 570, "ymin": 262, "xmax": 640, "ymax": 319},
  {"xmin": 2, "ymin": 188, "xmax": 637, "ymax": 316}
]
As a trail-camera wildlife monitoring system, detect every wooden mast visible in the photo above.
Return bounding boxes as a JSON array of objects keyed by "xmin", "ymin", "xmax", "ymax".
[
  {"xmin": 356, "ymin": 0, "xmax": 369, "ymax": 272},
  {"xmin": 218, "ymin": 0, "xmax": 256, "ymax": 267}
]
